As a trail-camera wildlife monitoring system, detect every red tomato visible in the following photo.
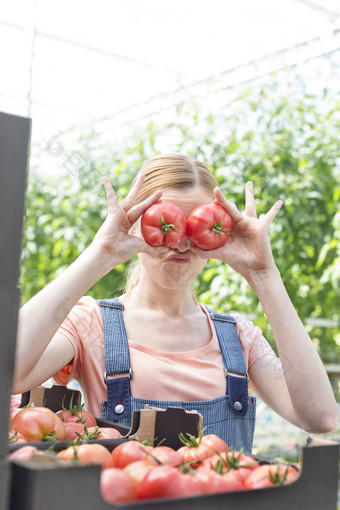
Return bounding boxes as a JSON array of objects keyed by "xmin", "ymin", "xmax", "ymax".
[
  {"xmin": 10, "ymin": 407, "xmax": 65, "ymax": 442},
  {"xmin": 123, "ymin": 460, "xmax": 155, "ymax": 485},
  {"xmin": 10, "ymin": 395, "xmax": 22, "ymax": 408},
  {"xmin": 63, "ymin": 422, "xmax": 86, "ymax": 441},
  {"xmin": 177, "ymin": 432, "xmax": 228, "ymax": 467},
  {"xmin": 202, "ymin": 450, "xmax": 259, "ymax": 483},
  {"xmin": 9, "ymin": 407, "xmax": 23, "ymax": 424},
  {"xmin": 112, "ymin": 440, "xmax": 149, "ymax": 468},
  {"xmin": 244, "ymin": 463, "xmax": 299, "ymax": 489},
  {"xmin": 186, "ymin": 203, "xmax": 232, "ymax": 250},
  {"xmin": 225, "ymin": 451, "xmax": 259, "ymax": 484},
  {"xmin": 8, "ymin": 430, "xmax": 27, "ymax": 444},
  {"xmin": 57, "ymin": 444, "xmax": 113, "ymax": 470},
  {"xmin": 195, "ymin": 466, "xmax": 244, "ymax": 493},
  {"xmin": 56, "ymin": 408, "xmax": 96, "ymax": 427},
  {"xmin": 9, "ymin": 445, "xmax": 42, "ymax": 462},
  {"xmin": 141, "ymin": 203, "xmax": 187, "ymax": 247},
  {"xmin": 137, "ymin": 465, "xmax": 205, "ymax": 500},
  {"xmin": 86, "ymin": 426, "xmax": 121, "ymax": 440},
  {"xmin": 55, "ymin": 392, "xmax": 96, "ymax": 427},
  {"xmin": 147, "ymin": 446, "xmax": 182, "ymax": 467},
  {"xmin": 101, "ymin": 467, "xmax": 138, "ymax": 504}
]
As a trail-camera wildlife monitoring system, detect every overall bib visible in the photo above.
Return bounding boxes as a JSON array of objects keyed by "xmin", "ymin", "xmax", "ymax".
[{"xmin": 99, "ymin": 297, "xmax": 256, "ymax": 453}]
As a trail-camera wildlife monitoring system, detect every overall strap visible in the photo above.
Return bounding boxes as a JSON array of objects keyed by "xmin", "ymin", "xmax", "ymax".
[
  {"xmin": 206, "ymin": 306, "xmax": 249, "ymax": 417},
  {"xmin": 98, "ymin": 297, "xmax": 131, "ymax": 421},
  {"xmin": 98, "ymin": 297, "xmax": 131, "ymax": 376},
  {"xmin": 206, "ymin": 307, "xmax": 247, "ymax": 376}
]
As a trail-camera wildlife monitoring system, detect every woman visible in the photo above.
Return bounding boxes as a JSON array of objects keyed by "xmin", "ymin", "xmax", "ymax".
[{"xmin": 13, "ymin": 154, "xmax": 338, "ymax": 452}]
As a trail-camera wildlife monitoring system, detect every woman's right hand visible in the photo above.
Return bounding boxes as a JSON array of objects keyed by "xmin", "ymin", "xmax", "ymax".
[{"xmin": 91, "ymin": 174, "xmax": 166, "ymax": 270}]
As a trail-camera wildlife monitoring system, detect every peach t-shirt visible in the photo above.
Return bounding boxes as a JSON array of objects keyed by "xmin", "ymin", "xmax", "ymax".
[{"xmin": 54, "ymin": 296, "xmax": 276, "ymax": 418}]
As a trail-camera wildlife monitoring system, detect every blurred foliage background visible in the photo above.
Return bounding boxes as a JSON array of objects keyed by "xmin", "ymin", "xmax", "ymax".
[{"xmin": 20, "ymin": 74, "xmax": 340, "ymax": 388}]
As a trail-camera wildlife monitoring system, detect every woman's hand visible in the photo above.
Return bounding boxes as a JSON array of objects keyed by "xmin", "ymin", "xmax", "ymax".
[
  {"xmin": 91, "ymin": 174, "xmax": 167, "ymax": 269},
  {"xmin": 190, "ymin": 181, "xmax": 283, "ymax": 281}
]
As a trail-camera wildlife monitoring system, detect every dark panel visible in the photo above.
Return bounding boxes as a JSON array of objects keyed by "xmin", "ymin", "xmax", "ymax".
[
  {"xmin": 0, "ymin": 460, "xmax": 10, "ymax": 510},
  {"xmin": 0, "ymin": 112, "xmax": 31, "ymax": 460},
  {"xmin": 9, "ymin": 444, "xmax": 340, "ymax": 510},
  {"xmin": 0, "ymin": 111, "xmax": 31, "ymax": 284},
  {"xmin": 0, "ymin": 286, "xmax": 21, "ymax": 457}
]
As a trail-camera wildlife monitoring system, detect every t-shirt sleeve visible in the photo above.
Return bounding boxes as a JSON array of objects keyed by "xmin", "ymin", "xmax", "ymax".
[
  {"xmin": 53, "ymin": 296, "xmax": 98, "ymax": 385},
  {"xmin": 232, "ymin": 313, "xmax": 277, "ymax": 370}
]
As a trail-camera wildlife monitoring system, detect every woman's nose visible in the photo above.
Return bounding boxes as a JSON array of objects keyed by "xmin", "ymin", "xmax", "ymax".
[{"xmin": 175, "ymin": 233, "xmax": 192, "ymax": 252}]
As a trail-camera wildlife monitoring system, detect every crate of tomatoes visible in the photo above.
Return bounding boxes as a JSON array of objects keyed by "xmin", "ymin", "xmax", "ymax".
[
  {"xmin": 8, "ymin": 396, "xmax": 340, "ymax": 510},
  {"xmin": 8, "ymin": 386, "xmax": 203, "ymax": 455},
  {"xmin": 8, "ymin": 386, "xmax": 129, "ymax": 458}
]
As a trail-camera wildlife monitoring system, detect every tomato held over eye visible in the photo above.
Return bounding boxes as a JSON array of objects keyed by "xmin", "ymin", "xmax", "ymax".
[
  {"xmin": 186, "ymin": 203, "xmax": 232, "ymax": 250},
  {"xmin": 141, "ymin": 203, "xmax": 186, "ymax": 247}
]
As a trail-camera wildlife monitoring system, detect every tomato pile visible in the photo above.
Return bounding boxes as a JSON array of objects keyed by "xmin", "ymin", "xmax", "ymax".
[
  {"xmin": 8, "ymin": 399, "xmax": 122, "ymax": 445},
  {"xmin": 8, "ymin": 398, "xmax": 299, "ymax": 504},
  {"xmin": 102, "ymin": 434, "xmax": 299, "ymax": 504},
  {"xmin": 9, "ymin": 410, "xmax": 299, "ymax": 505}
]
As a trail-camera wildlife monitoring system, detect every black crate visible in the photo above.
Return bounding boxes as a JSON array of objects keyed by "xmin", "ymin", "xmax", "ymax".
[
  {"xmin": 8, "ymin": 420, "xmax": 130, "ymax": 455},
  {"xmin": 0, "ymin": 112, "xmax": 31, "ymax": 286},
  {"xmin": 8, "ymin": 401, "xmax": 202, "ymax": 455},
  {"xmin": 0, "ymin": 460, "xmax": 10, "ymax": 510},
  {"xmin": 9, "ymin": 386, "xmax": 130, "ymax": 454},
  {"xmin": 8, "ymin": 442, "xmax": 340, "ymax": 510},
  {"xmin": 0, "ymin": 111, "xmax": 31, "ymax": 510},
  {"xmin": 10, "ymin": 386, "xmax": 202, "ymax": 451}
]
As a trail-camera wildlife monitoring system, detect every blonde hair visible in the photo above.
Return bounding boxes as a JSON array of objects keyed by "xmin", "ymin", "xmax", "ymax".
[{"xmin": 124, "ymin": 154, "xmax": 217, "ymax": 300}]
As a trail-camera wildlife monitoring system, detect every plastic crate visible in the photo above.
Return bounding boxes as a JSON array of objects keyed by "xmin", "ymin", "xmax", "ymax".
[
  {"xmin": 0, "ymin": 112, "xmax": 31, "ymax": 510},
  {"xmin": 9, "ymin": 441, "xmax": 340, "ymax": 510}
]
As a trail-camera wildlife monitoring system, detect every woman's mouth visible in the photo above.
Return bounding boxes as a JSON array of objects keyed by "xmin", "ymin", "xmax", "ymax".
[{"xmin": 167, "ymin": 253, "xmax": 191, "ymax": 263}]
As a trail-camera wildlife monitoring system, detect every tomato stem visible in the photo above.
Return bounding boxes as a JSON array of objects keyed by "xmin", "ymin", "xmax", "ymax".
[
  {"xmin": 160, "ymin": 215, "xmax": 177, "ymax": 235},
  {"xmin": 269, "ymin": 464, "xmax": 290, "ymax": 485},
  {"xmin": 8, "ymin": 431, "xmax": 18, "ymax": 444},
  {"xmin": 178, "ymin": 431, "xmax": 202, "ymax": 448},
  {"xmin": 138, "ymin": 437, "xmax": 166, "ymax": 448},
  {"xmin": 215, "ymin": 459, "xmax": 225, "ymax": 475},
  {"xmin": 139, "ymin": 446, "xmax": 163, "ymax": 465},
  {"xmin": 61, "ymin": 391, "xmax": 87, "ymax": 423},
  {"xmin": 45, "ymin": 443, "xmax": 57, "ymax": 453},
  {"xmin": 72, "ymin": 447, "xmax": 79, "ymax": 464},
  {"xmin": 43, "ymin": 430, "xmax": 58, "ymax": 442},
  {"xmin": 211, "ymin": 220, "xmax": 230, "ymax": 235},
  {"xmin": 180, "ymin": 463, "xmax": 196, "ymax": 474}
]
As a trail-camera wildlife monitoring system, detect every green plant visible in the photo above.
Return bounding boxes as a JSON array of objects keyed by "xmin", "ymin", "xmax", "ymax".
[{"xmin": 20, "ymin": 74, "xmax": 340, "ymax": 370}]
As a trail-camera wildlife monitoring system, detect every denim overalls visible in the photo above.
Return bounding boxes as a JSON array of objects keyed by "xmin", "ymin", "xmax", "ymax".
[{"xmin": 99, "ymin": 297, "xmax": 256, "ymax": 453}]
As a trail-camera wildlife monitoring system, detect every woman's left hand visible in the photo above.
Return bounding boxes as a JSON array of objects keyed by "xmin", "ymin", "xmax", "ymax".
[{"xmin": 190, "ymin": 181, "xmax": 283, "ymax": 281}]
